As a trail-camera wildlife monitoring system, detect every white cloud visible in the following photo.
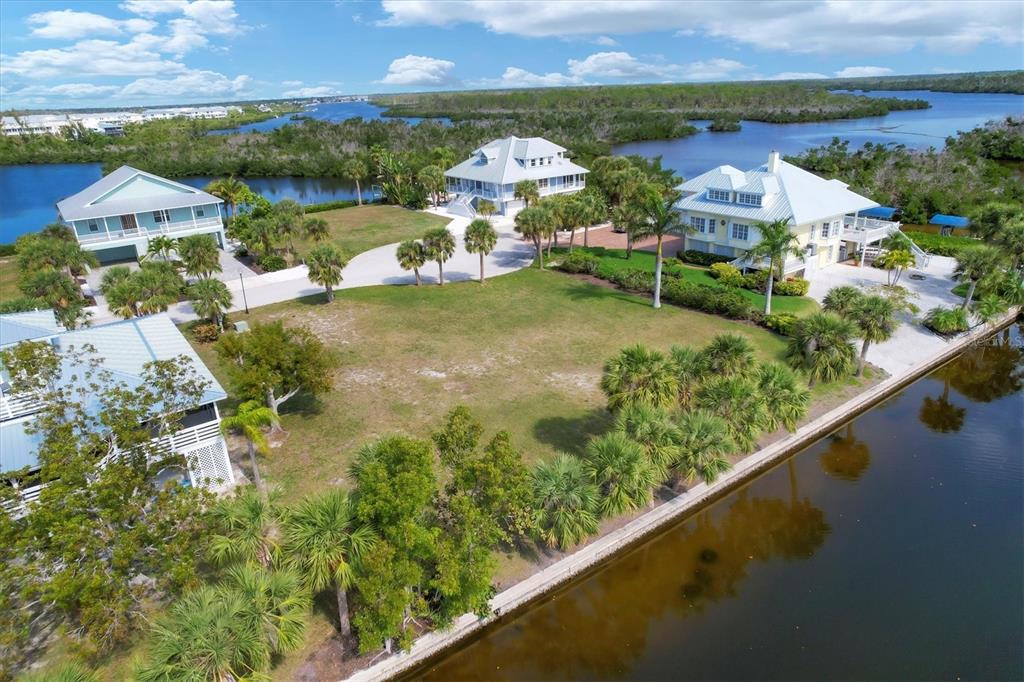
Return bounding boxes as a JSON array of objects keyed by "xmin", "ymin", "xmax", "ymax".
[
  {"xmin": 282, "ymin": 79, "xmax": 304, "ymax": 87},
  {"xmin": 27, "ymin": 10, "xmax": 155, "ymax": 39},
  {"xmin": 120, "ymin": 0, "xmax": 190, "ymax": 16},
  {"xmin": 379, "ymin": 54, "xmax": 458, "ymax": 86},
  {"xmin": 767, "ymin": 71, "xmax": 828, "ymax": 80},
  {"xmin": 681, "ymin": 58, "xmax": 748, "ymax": 80},
  {"xmin": 1, "ymin": 37, "xmax": 188, "ymax": 78},
  {"xmin": 490, "ymin": 66, "xmax": 585, "ymax": 88},
  {"xmin": 119, "ymin": 69, "xmax": 251, "ymax": 97},
  {"xmin": 11, "ymin": 82, "xmax": 122, "ymax": 98},
  {"xmin": 182, "ymin": 1, "xmax": 242, "ymax": 35},
  {"xmin": 593, "ymin": 35, "xmax": 618, "ymax": 46},
  {"xmin": 379, "ymin": 1, "xmax": 1023, "ymax": 54},
  {"xmin": 565, "ymin": 51, "xmax": 748, "ymax": 81},
  {"xmin": 834, "ymin": 66, "xmax": 894, "ymax": 78},
  {"xmin": 282, "ymin": 85, "xmax": 339, "ymax": 98}
]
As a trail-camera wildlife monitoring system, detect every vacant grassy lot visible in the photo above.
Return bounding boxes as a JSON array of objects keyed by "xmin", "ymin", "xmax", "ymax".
[
  {"xmin": 192, "ymin": 267, "xmax": 789, "ymax": 501},
  {"xmin": 552, "ymin": 247, "xmax": 820, "ymax": 316},
  {"xmin": 294, "ymin": 204, "xmax": 450, "ymax": 258},
  {"xmin": 0, "ymin": 257, "xmax": 20, "ymax": 302}
]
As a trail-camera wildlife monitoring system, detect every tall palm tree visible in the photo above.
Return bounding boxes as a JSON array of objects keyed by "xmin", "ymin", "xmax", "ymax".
[
  {"xmin": 514, "ymin": 205, "xmax": 554, "ymax": 269},
  {"xmin": 640, "ymin": 188, "xmax": 687, "ymax": 308},
  {"xmin": 205, "ymin": 176, "xmax": 250, "ymax": 224},
  {"xmin": 746, "ymin": 219, "xmax": 802, "ymax": 315},
  {"xmin": 532, "ymin": 454, "xmax": 600, "ymax": 550},
  {"xmin": 303, "ymin": 217, "xmax": 330, "ymax": 243},
  {"xmin": 673, "ymin": 410, "xmax": 733, "ymax": 484},
  {"xmin": 514, "ymin": 179, "xmax": 540, "ymax": 209},
  {"xmin": 756, "ymin": 362, "xmax": 810, "ymax": 431},
  {"xmin": 283, "ymin": 489, "xmax": 374, "ymax": 638},
  {"xmin": 209, "ymin": 486, "xmax": 282, "ymax": 568},
  {"xmin": 954, "ymin": 245, "xmax": 1004, "ymax": 309},
  {"xmin": 822, "ymin": 285, "xmax": 864, "ymax": 318},
  {"xmin": 220, "ymin": 564, "xmax": 310, "ymax": 656},
  {"xmin": 476, "ymin": 199, "xmax": 497, "ymax": 223},
  {"xmin": 341, "ymin": 157, "xmax": 368, "ymax": 205},
  {"xmin": 600, "ymin": 344, "xmax": 679, "ymax": 412},
  {"xmin": 220, "ymin": 399, "xmax": 281, "ymax": 497},
  {"xmin": 614, "ymin": 404, "xmax": 681, "ymax": 482},
  {"xmin": 134, "ymin": 261, "xmax": 185, "ymax": 315},
  {"xmin": 585, "ymin": 432, "xmax": 658, "ymax": 517},
  {"xmin": 189, "ymin": 277, "xmax": 232, "ymax": 331},
  {"xmin": 669, "ymin": 344, "xmax": 708, "ymax": 408},
  {"xmin": 849, "ymin": 295, "xmax": 898, "ymax": 376},
  {"xmin": 306, "ymin": 243, "xmax": 349, "ymax": 302},
  {"xmin": 464, "ymin": 218, "xmax": 498, "ymax": 284},
  {"xmin": 101, "ymin": 265, "xmax": 141, "ymax": 318},
  {"xmin": 694, "ymin": 375, "xmax": 768, "ymax": 452},
  {"xmin": 422, "ymin": 227, "xmax": 456, "ymax": 285},
  {"xmin": 177, "ymin": 233, "xmax": 222, "ymax": 279},
  {"xmin": 145, "ymin": 235, "xmax": 178, "ymax": 262},
  {"xmin": 786, "ymin": 312, "xmax": 858, "ymax": 386},
  {"xmin": 417, "ymin": 164, "xmax": 445, "ymax": 207},
  {"xmin": 136, "ymin": 586, "xmax": 269, "ymax": 681},
  {"xmin": 396, "ymin": 239, "xmax": 426, "ymax": 285},
  {"xmin": 273, "ymin": 199, "xmax": 305, "ymax": 258},
  {"xmin": 701, "ymin": 333, "xmax": 755, "ymax": 378},
  {"xmin": 574, "ymin": 191, "xmax": 607, "ymax": 248}
]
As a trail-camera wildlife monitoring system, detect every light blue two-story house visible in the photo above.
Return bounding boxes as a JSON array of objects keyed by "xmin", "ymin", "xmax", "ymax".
[{"xmin": 56, "ymin": 166, "xmax": 226, "ymax": 264}]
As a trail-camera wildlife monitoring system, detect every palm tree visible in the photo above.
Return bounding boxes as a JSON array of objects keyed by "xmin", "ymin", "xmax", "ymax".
[
  {"xmin": 221, "ymin": 564, "xmax": 310, "ymax": 656},
  {"xmin": 303, "ymin": 217, "xmax": 330, "ymax": 243},
  {"xmin": 756, "ymin": 362, "xmax": 810, "ymax": 431},
  {"xmin": 849, "ymin": 295, "xmax": 898, "ymax": 376},
  {"xmin": 673, "ymin": 410, "xmax": 733, "ymax": 485},
  {"xmin": 610, "ymin": 202, "xmax": 648, "ymax": 260},
  {"xmin": 514, "ymin": 205, "xmax": 554, "ymax": 269},
  {"xmin": 422, "ymin": 227, "xmax": 456, "ymax": 285},
  {"xmin": 209, "ymin": 486, "xmax": 282, "ymax": 568},
  {"xmin": 600, "ymin": 344, "xmax": 679, "ymax": 412},
  {"xmin": 701, "ymin": 333, "xmax": 755, "ymax": 378},
  {"xmin": 220, "ymin": 399, "xmax": 281, "ymax": 497},
  {"xmin": 614, "ymin": 404, "xmax": 681, "ymax": 482},
  {"xmin": 585, "ymin": 432, "xmax": 658, "ymax": 517},
  {"xmin": 134, "ymin": 261, "xmax": 185, "ymax": 315},
  {"xmin": 532, "ymin": 454, "xmax": 600, "ymax": 550},
  {"xmin": 418, "ymin": 164, "xmax": 446, "ymax": 207},
  {"xmin": 283, "ymin": 489, "xmax": 374, "ymax": 638},
  {"xmin": 639, "ymin": 188, "xmax": 687, "ymax": 308},
  {"xmin": 669, "ymin": 344, "xmax": 708, "ymax": 408},
  {"xmin": 205, "ymin": 176, "xmax": 250, "ymax": 224},
  {"xmin": 746, "ymin": 219, "xmax": 802, "ymax": 315},
  {"xmin": 20, "ymin": 662, "xmax": 98, "ymax": 682},
  {"xmin": 514, "ymin": 179, "xmax": 540, "ymax": 209},
  {"xmin": 136, "ymin": 586, "xmax": 269, "ymax": 681},
  {"xmin": 476, "ymin": 199, "xmax": 497, "ymax": 223},
  {"xmin": 177, "ymin": 233, "xmax": 222, "ymax": 279},
  {"xmin": 877, "ymin": 249, "xmax": 915, "ymax": 286},
  {"xmin": 101, "ymin": 265, "xmax": 141, "ymax": 318},
  {"xmin": 189, "ymin": 277, "xmax": 232, "ymax": 331},
  {"xmin": 822, "ymin": 285, "xmax": 864, "ymax": 318},
  {"xmin": 39, "ymin": 222, "xmax": 77, "ymax": 243},
  {"xmin": 396, "ymin": 239, "xmax": 426, "ymax": 285},
  {"xmin": 273, "ymin": 199, "xmax": 305, "ymax": 258},
  {"xmin": 973, "ymin": 294, "xmax": 1009, "ymax": 326},
  {"xmin": 574, "ymin": 192, "xmax": 607, "ymax": 249},
  {"xmin": 786, "ymin": 312, "xmax": 858, "ymax": 386},
  {"xmin": 306, "ymin": 243, "xmax": 349, "ymax": 302},
  {"xmin": 145, "ymin": 235, "xmax": 177, "ymax": 262},
  {"xmin": 954, "ymin": 245, "xmax": 1004, "ymax": 309},
  {"xmin": 464, "ymin": 218, "xmax": 498, "ymax": 284},
  {"xmin": 341, "ymin": 157, "xmax": 369, "ymax": 205},
  {"xmin": 695, "ymin": 376, "xmax": 768, "ymax": 452}
]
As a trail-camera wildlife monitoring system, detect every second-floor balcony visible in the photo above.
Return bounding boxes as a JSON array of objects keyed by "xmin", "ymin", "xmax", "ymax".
[
  {"xmin": 841, "ymin": 215, "xmax": 900, "ymax": 245},
  {"xmin": 77, "ymin": 216, "xmax": 223, "ymax": 245}
]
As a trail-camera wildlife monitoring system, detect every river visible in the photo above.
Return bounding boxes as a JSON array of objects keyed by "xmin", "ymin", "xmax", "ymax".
[
  {"xmin": 411, "ymin": 323, "xmax": 1024, "ymax": 681},
  {"xmin": 1, "ymin": 90, "xmax": 1020, "ymax": 243}
]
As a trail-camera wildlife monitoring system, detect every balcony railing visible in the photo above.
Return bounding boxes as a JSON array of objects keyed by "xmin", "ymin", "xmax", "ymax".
[
  {"xmin": 78, "ymin": 217, "xmax": 223, "ymax": 245},
  {"xmin": 731, "ymin": 254, "xmax": 806, "ymax": 274},
  {"xmin": 0, "ymin": 390, "xmax": 45, "ymax": 421}
]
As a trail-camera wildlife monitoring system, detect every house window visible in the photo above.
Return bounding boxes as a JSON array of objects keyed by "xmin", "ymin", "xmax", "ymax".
[
  {"xmin": 820, "ymin": 222, "xmax": 830, "ymax": 239},
  {"xmin": 707, "ymin": 188, "xmax": 730, "ymax": 202},
  {"xmin": 708, "ymin": 219, "xmax": 716, "ymax": 234},
  {"xmin": 87, "ymin": 220, "xmax": 99, "ymax": 233},
  {"xmin": 530, "ymin": 159, "xmax": 537, "ymax": 167},
  {"xmin": 690, "ymin": 216, "xmax": 706, "ymax": 233},
  {"xmin": 538, "ymin": 178, "xmax": 549, "ymax": 189},
  {"xmin": 153, "ymin": 209, "xmax": 170, "ymax": 224},
  {"xmin": 195, "ymin": 206, "xmax": 205, "ymax": 217},
  {"xmin": 731, "ymin": 223, "xmax": 750, "ymax": 241},
  {"xmin": 562, "ymin": 175, "xmax": 575, "ymax": 185},
  {"xmin": 809, "ymin": 224, "xmax": 816, "ymax": 239},
  {"xmin": 736, "ymin": 193, "xmax": 762, "ymax": 206}
]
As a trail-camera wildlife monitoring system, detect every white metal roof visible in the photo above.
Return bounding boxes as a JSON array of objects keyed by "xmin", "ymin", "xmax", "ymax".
[
  {"xmin": 445, "ymin": 136, "xmax": 589, "ymax": 185},
  {"xmin": 0, "ymin": 310, "xmax": 63, "ymax": 347},
  {"xmin": 56, "ymin": 165, "xmax": 223, "ymax": 222},
  {"xmin": 677, "ymin": 154, "xmax": 878, "ymax": 225}
]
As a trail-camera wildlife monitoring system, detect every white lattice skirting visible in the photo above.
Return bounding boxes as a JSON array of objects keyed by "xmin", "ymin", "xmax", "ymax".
[{"xmin": 182, "ymin": 436, "xmax": 235, "ymax": 490}]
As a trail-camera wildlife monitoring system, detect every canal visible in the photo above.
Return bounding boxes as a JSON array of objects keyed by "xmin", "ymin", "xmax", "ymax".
[{"xmin": 412, "ymin": 323, "xmax": 1024, "ymax": 681}]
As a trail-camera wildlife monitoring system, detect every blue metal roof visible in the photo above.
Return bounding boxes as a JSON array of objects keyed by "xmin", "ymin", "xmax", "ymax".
[
  {"xmin": 0, "ymin": 310, "xmax": 62, "ymax": 347},
  {"xmin": 862, "ymin": 206, "xmax": 898, "ymax": 220},
  {"xmin": 929, "ymin": 214, "xmax": 971, "ymax": 228}
]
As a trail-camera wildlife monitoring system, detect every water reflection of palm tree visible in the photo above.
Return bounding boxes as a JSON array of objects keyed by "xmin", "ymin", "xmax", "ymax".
[
  {"xmin": 819, "ymin": 423, "xmax": 872, "ymax": 481},
  {"xmin": 919, "ymin": 368, "xmax": 967, "ymax": 433}
]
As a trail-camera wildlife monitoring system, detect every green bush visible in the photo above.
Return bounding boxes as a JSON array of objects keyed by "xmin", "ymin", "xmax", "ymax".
[
  {"xmin": 708, "ymin": 262, "xmax": 744, "ymax": 287},
  {"xmin": 190, "ymin": 321, "xmax": 221, "ymax": 343},
  {"xmin": 905, "ymin": 230, "xmax": 982, "ymax": 257},
  {"xmin": 741, "ymin": 269, "xmax": 769, "ymax": 291},
  {"xmin": 679, "ymin": 249, "xmax": 733, "ymax": 266},
  {"xmin": 661, "ymin": 261, "xmax": 687, "ymax": 279},
  {"xmin": 661, "ymin": 279, "xmax": 750, "ymax": 319},
  {"xmin": 763, "ymin": 312, "xmax": 800, "ymax": 335},
  {"xmin": 0, "ymin": 243, "xmax": 15, "ymax": 257},
  {"xmin": 924, "ymin": 306, "xmax": 969, "ymax": 334},
  {"xmin": 258, "ymin": 254, "xmax": 288, "ymax": 272},
  {"xmin": 557, "ymin": 251, "xmax": 600, "ymax": 274},
  {"xmin": 610, "ymin": 268, "xmax": 654, "ymax": 292},
  {"xmin": 0, "ymin": 296, "xmax": 43, "ymax": 313},
  {"xmin": 774, "ymin": 277, "xmax": 810, "ymax": 296}
]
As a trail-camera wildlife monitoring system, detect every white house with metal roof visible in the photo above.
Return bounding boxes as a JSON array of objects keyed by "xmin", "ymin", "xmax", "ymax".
[
  {"xmin": 56, "ymin": 165, "xmax": 225, "ymax": 264},
  {"xmin": 444, "ymin": 136, "xmax": 589, "ymax": 217},
  {"xmin": 675, "ymin": 151, "xmax": 927, "ymax": 277},
  {"xmin": 1, "ymin": 310, "xmax": 234, "ymax": 509}
]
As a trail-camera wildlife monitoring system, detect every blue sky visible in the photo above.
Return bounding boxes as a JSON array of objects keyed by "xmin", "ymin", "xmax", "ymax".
[{"xmin": 1, "ymin": 0, "xmax": 1022, "ymax": 109}]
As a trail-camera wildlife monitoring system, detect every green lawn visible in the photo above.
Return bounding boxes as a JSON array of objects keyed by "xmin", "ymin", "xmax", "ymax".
[
  {"xmin": 294, "ymin": 204, "xmax": 450, "ymax": 258},
  {"xmin": 191, "ymin": 267, "xmax": 789, "ymax": 502},
  {"xmin": 0, "ymin": 257, "xmax": 20, "ymax": 302},
  {"xmin": 552, "ymin": 247, "xmax": 819, "ymax": 316}
]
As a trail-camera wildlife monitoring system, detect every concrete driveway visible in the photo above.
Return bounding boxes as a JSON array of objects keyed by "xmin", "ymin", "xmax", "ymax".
[{"xmin": 806, "ymin": 256, "xmax": 964, "ymax": 376}]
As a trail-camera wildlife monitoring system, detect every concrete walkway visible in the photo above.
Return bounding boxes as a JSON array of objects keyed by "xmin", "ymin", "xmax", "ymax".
[{"xmin": 806, "ymin": 256, "xmax": 961, "ymax": 376}]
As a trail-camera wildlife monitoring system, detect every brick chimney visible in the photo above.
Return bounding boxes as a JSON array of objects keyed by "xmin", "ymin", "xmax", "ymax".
[{"xmin": 767, "ymin": 150, "xmax": 781, "ymax": 173}]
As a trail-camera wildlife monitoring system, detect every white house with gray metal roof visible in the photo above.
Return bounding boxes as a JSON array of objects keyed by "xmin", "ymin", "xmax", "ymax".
[
  {"xmin": 1, "ymin": 311, "xmax": 234, "ymax": 508},
  {"xmin": 56, "ymin": 165, "xmax": 225, "ymax": 264},
  {"xmin": 676, "ymin": 151, "xmax": 923, "ymax": 276},
  {"xmin": 444, "ymin": 136, "xmax": 589, "ymax": 217}
]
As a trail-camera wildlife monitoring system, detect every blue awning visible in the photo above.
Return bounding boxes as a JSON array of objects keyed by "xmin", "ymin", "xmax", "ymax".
[
  {"xmin": 929, "ymin": 214, "xmax": 970, "ymax": 228},
  {"xmin": 861, "ymin": 206, "xmax": 898, "ymax": 220}
]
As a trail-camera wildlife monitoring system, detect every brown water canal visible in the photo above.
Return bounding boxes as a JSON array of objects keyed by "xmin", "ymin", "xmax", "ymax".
[{"xmin": 412, "ymin": 323, "xmax": 1024, "ymax": 681}]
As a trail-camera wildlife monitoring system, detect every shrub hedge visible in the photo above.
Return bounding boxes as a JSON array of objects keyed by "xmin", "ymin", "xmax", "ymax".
[
  {"xmin": 258, "ymin": 254, "xmax": 288, "ymax": 272},
  {"xmin": 763, "ymin": 312, "xmax": 800, "ymax": 335},
  {"xmin": 924, "ymin": 306, "xmax": 969, "ymax": 334},
  {"xmin": 905, "ymin": 230, "xmax": 981, "ymax": 257},
  {"xmin": 661, "ymin": 279, "xmax": 750, "ymax": 319},
  {"xmin": 610, "ymin": 268, "xmax": 654, "ymax": 292},
  {"xmin": 556, "ymin": 251, "xmax": 600, "ymax": 274},
  {"xmin": 679, "ymin": 249, "xmax": 733, "ymax": 266},
  {"xmin": 774, "ymin": 278, "xmax": 810, "ymax": 296}
]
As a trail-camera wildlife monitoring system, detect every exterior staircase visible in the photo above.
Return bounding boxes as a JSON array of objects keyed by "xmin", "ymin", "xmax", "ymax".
[{"xmin": 447, "ymin": 193, "xmax": 477, "ymax": 219}]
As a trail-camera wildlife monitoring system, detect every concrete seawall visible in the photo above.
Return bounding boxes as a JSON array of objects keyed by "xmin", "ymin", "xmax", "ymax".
[{"xmin": 345, "ymin": 312, "xmax": 1019, "ymax": 682}]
